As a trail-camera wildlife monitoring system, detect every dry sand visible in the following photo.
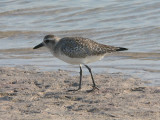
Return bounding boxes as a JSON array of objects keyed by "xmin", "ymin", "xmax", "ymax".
[{"xmin": 0, "ymin": 67, "xmax": 160, "ymax": 120}]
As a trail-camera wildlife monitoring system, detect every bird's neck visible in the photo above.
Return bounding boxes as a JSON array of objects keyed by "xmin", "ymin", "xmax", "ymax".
[{"xmin": 55, "ymin": 36, "xmax": 61, "ymax": 43}]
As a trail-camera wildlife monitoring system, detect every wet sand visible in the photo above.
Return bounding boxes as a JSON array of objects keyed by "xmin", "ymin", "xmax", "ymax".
[{"xmin": 0, "ymin": 67, "xmax": 159, "ymax": 120}]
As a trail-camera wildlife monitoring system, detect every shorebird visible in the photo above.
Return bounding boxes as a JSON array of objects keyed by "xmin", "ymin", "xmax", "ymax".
[{"xmin": 33, "ymin": 35, "xmax": 128, "ymax": 91}]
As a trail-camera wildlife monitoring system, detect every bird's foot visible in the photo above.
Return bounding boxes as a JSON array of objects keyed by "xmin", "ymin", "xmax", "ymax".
[
  {"xmin": 67, "ymin": 87, "xmax": 81, "ymax": 92},
  {"xmin": 87, "ymin": 86, "xmax": 99, "ymax": 92}
]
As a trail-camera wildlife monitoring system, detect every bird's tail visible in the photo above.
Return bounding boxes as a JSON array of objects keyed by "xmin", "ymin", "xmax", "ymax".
[{"xmin": 116, "ymin": 47, "xmax": 128, "ymax": 51}]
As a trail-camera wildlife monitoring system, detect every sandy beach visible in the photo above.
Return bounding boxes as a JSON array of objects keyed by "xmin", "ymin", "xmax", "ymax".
[{"xmin": 0, "ymin": 67, "xmax": 159, "ymax": 120}]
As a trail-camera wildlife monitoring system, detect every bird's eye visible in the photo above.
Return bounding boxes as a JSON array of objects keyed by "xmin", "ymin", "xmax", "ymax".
[{"xmin": 45, "ymin": 40, "xmax": 49, "ymax": 43}]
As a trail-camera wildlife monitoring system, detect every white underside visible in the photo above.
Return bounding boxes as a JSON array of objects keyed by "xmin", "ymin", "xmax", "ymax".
[{"xmin": 54, "ymin": 53, "xmax": 106, "ymax": 65}]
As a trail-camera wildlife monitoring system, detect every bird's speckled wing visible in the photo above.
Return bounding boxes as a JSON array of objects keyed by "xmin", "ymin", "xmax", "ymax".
[{"xmin": 55, "ymin": 37, "xmax": 119, "ymax": 58}]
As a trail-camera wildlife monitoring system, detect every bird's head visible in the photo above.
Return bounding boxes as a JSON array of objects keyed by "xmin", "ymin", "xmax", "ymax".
[{"xmin": 33, "ymin": 35, "xmax": 60, "ymax": 50}]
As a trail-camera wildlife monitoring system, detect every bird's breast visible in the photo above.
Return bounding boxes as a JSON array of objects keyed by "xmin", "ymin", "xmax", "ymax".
[{"xmin": 54, "ymin": 53, "xmax": 105, "ymax": 65}]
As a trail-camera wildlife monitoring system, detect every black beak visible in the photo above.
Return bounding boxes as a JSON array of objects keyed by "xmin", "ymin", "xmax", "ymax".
[{"xmin": 33, "ymin": 43, "xmax": 44, "ymax": 49}]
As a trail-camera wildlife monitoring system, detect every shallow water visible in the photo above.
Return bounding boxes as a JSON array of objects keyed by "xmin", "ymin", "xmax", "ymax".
[{"xmin": 0, "ymin": 0, "xmax": 160, "ymax": 86}]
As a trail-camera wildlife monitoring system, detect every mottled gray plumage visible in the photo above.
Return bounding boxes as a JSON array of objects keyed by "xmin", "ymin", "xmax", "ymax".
[{"xmin": 54, "ymin": 37, "xmax": 127, "ymax": 58}]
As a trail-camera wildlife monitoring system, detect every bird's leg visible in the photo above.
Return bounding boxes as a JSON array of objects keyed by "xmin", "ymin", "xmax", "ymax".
[
  {"xmin": 85, "ymin": 65, "xmax": 99, "ymax": 91},
  {"xmin": 68, "ymin": 64, "xmax": 82, "ymax": 91},
  {"xmin": 77, "ymin": 64, "xmax": 82, "ymax": 90}
]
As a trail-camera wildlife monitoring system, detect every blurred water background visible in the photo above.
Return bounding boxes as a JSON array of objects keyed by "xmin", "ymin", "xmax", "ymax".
[{"xmin": 0, "ymin": 0, "xmax": 160, "ymax": 85}]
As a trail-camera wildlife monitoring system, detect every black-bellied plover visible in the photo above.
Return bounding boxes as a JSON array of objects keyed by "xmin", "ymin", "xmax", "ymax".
[{"xmin": 33, "ymin": 35, "xmax": 128, "ymax": 91}]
